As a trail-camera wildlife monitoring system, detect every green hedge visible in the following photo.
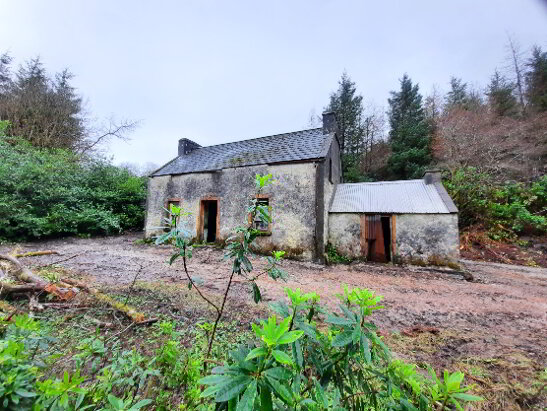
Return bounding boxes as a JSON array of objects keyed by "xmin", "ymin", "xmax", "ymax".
[
  {"xmin": 0, "ymin": 125, "xmax": 147, "ymax": 241},
  {"xmin": 444, "ymin": 167, "xmax": 547, "ymax": 240}
]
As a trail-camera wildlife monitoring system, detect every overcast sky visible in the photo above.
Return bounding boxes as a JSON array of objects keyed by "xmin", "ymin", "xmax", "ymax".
[{"xmin": 1, "ymin": 0, "xmax": 546, "ymax": 167}]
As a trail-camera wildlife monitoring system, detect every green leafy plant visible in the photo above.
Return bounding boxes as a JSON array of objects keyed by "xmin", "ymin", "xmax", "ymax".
[
  {"xmin": 101, "ymin": 394, "xmax": 152, "ymax": 411},
  {"xmin": 0, "ymin": 123, "xmax": 147, "ymax": 241},
  {"xmin": 444, "ymin": 168, "xmax": 546, "ymax": 239},
  {"xmin": 429, "ymin": 369, "xmax": 483, "ymax": 410},
  {"xmin": 156, "ymin": 174, "xmax": 287, "ymax": 367},
  {"xmin": 199, "ymin": 286, "xmax": 483, "ymax": 410},
  {"xmin": 326, "ymin": 243, "xmax": 352, "ymax": 264}
]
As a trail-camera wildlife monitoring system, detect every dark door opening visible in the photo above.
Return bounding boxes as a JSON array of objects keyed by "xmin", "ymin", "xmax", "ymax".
[
  {"xmin": 202, "ymin": 200, "xmax": 218, "ymax": 242},
  {"xmin": 361, "ymin": 214, "xmax": 392, "ymax": 263},
  {"xmin": 381, "ymin": 216, "xmax": 391, "ymax": 262}
]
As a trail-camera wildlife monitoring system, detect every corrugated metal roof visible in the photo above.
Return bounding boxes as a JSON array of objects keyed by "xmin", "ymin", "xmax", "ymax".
[
  {"xmin": 329, "ymin": 179, "xmax": 457, "ymax": 214},
  {"xmin": 151, "ymin": 128, "xmax": 332, "ymax": 176}
]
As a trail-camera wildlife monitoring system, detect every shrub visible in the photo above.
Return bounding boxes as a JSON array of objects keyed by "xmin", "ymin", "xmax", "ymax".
[
  {"xmin": 199, "ymin": 285, "xmax": 483, "ymax": 410},
  {"xmin": 444, "ymin": 167, "xmax": 547, "ymax": 239},
  {"xmin": 0, "ymin": 123, "xmax": 147, "ymax": 241}
]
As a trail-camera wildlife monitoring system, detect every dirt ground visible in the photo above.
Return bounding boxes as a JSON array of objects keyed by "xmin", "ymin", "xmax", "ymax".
[{"xmin": 2, "ymin": 233, "xmax": 546, "ymax": 408}]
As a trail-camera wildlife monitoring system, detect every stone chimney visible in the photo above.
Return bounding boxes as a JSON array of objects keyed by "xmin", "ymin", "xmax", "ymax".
[
  {"xmin": 178, "ymin": 138, "xmax": 201, "ymax": 156},
  {"xmin": 423, "ymin": 169, "xmax": 442, "ymax": 184},
  {"xmin": 322, "ymin": 111, "xmax": 337, "ymax": 134}
]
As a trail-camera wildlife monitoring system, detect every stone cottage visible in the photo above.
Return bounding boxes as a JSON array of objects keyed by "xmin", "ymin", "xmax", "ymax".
[
  {"xmin": 145, "ymin": 112, "xmax": 341, "ymax": 262},
  {"xmin": 145, "ymin": 114, "xmax": 459, "ymax": 263},
  {"xmin": 328, "ymin": 171, "xmax": 459, "ymax": 263}
]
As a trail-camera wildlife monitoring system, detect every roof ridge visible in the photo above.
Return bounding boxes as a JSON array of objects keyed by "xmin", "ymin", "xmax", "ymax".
[
  {"xmin": 190, "ymin": 127, "xmax": 324, "ymax": 152},
  {"xmin": 151, "ymin": 127, "xmax": 330, "ymax": 176}
]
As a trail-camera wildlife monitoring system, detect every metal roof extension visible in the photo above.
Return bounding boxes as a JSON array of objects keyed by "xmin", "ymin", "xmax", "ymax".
[{"xmin": 329, "ymin": 179, "xmax": 458, "ymax": 214}]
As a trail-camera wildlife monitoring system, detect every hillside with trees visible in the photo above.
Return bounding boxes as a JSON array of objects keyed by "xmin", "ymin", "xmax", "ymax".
[{"xmin": 326, "ymin": 40, "xmax": 547, "ymax": 266}]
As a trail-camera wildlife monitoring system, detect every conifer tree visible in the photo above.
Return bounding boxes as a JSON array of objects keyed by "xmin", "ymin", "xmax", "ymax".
[
  {"xmin": 445, "ymin": 77, "xmax": 468, "ymax": 109},
  {"xmin": 387, "ymin": 74, "xmax": 431, "ymax": 179},
  {"xmin": 0, "ymin": 52, "xmax": 136, "ymax": 153},
  {"xmin": 326, "ymin": 72, "xmax": 364, "ymax": 180},
  {"xmin": 525, "ymin": 46, "xmax": 547, "ymax": 112},
  {"xmin": 0, "ymin": 56, "xmax": 86, "ymax": 149},
  {"xmin": 486, "ymin": 70, "xmax": 517, "ymax": 117}
]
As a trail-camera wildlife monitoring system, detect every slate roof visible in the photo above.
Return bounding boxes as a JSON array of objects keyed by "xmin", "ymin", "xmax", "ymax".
[
  {"xmin": 151, "ymin": 128, "xmax": 332, "ymax": 176},
  {"xmin": 329, "ymin": 180, "xmax": 458, "ymax": 214}
]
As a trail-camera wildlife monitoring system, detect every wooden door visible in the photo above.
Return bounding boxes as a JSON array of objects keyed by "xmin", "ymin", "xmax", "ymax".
[{"xmin": 360, "ymin": 215, "xmax": 387, "ymax": 262}]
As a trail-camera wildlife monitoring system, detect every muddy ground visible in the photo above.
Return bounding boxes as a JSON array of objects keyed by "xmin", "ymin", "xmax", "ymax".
[{"xmin": 2, "ymin": 233, "xmax": 546, "ymax": 409}]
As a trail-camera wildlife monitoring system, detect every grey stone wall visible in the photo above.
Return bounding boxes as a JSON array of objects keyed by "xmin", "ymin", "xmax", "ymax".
[
  {"xmin": 145, "ymin": 162, "xmax": 318, "ymax": 260},
  {"xmin": 327, "ymin": 212, "xmax": 460, "ymax": 261},
  {"xmin": 328, "ymin": 213, "xmax": 361, "ymax": 258},
  {"xmin": 323, "ymin": 137, "xmax": 341, "ymax": 246},
  {"xmin": 395, "ymin": 214, "xmax": 460, "ymax": 260}
]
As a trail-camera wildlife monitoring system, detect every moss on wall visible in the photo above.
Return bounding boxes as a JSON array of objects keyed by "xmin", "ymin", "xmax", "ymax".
[
  {"xmin": 395, "ymin": 214, "xmax": 460, "ymax": 261},
  {"xmin": 327, "ymin": 212, "xmax": 460, "ymax": 263},
  {"xmin": 328, "ymin": 213, "xmax": 362, "ymax": 258},
  {"xmin": 146, "ymin": 163, "xmax": 317, "ymax": 260}
]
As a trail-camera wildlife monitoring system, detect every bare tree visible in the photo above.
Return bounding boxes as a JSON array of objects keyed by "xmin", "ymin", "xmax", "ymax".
[
  {"xmin": 78, "ymin": 117, "xmax": 139, "ymax": 155},
  {"xmin": 434, "ymin": 106, "xmax": 546, "ymax": 179},
  {"xmin": 361, "ymin": 102, "xmax": 386, "ymax": 174},
  {"xmin": 505, "ymin": 34, "xmax": 527, "ymax": 112},
  {"xmin": 119, "ymin": 161, "xmax": 159, "ymax": 177},
  {"xmin": 424, "ymin": 85, "xmax": 443, "ymax": 119},
  {"xmin": 306, "ymin": 108, "xmax": 322, "ymax": 128}
]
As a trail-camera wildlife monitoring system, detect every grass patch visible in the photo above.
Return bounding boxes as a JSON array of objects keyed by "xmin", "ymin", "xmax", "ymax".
[{"xmin": 384, "ymin": 330, "xmax": 546, "ymax": 410}]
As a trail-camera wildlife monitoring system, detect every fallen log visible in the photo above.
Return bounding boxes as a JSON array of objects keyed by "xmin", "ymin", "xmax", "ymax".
[
  {"xmin": 0, "ymin": 283, "xmax": 45, "ymax": 296},
  {"xmin": 0, "ymin": 254, "xmax": 49, "ymax": 286},
  {"xmin": 0, "ymin": 253, "xmax": 151, "ymax": 324},
  {"xmin": 0, "ymin": 254, "xmax": 76, "ymax": 300},
  {"xmin": 15, "ymin": 250, "xmax": 60, "ymax": 258},
  {"xmin": 61, "ymin": 277, "xmax": 147, "ymax": 323}
]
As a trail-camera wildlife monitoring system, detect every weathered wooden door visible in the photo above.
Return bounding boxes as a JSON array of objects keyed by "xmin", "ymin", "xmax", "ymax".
[{"xmin": 360, "ymin": 215, "xmax": 388, "ymax": 262}]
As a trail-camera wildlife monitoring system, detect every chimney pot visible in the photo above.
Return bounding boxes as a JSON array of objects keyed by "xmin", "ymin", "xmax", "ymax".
[{"xmin": 178, "ymin": 138, "xmax": 201, "ymax": 156}]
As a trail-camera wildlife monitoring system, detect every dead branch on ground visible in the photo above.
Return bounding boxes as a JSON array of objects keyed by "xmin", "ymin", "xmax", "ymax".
[
  {"xmin": 36, "ymin": 253, "xmax": 81, "ymax": 268},
  {"xmin": 84, "ymin": 315, "xmax": 114, "ymax": 329},
  {"xmin": 0, "ymin": 300, "xmax": 19, "ymax": 316},
  {"xmin": 29, "ymin": 295, "xmax": 44, "ymax": 312},
  {"xmin": 0, "ymin": 253, "xmax": 151, "ymax": 324},
  {"xmin": 14, "ymin": 250, "xmax": 60, "ymax": 258},
  {"xmin": 61, "ymin": 277, "xmax": 148, "ymax": 323},
  {"xmin": 124, "ymin": 262, "xmax": 146, "ymax": 306},
  {"xmin": 0, "ymin": 283, "xmax": 45, "ymax": 296},
  {"xmin": 0, "ymin": 254, "xmax": 49, "ymax": 286}
]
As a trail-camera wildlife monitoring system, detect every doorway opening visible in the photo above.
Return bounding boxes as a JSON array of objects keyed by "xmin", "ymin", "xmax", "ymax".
[
  {"xmin": 200, "ymin": 199, "xmax": 218, "ymax": 242},
  {"xmin": 380, "ymin": 216, "xmax": 391, "ymax": 262},
  {"xmin": 361, "ymin": 214, "xmax": 392, "ymax": 263}
]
